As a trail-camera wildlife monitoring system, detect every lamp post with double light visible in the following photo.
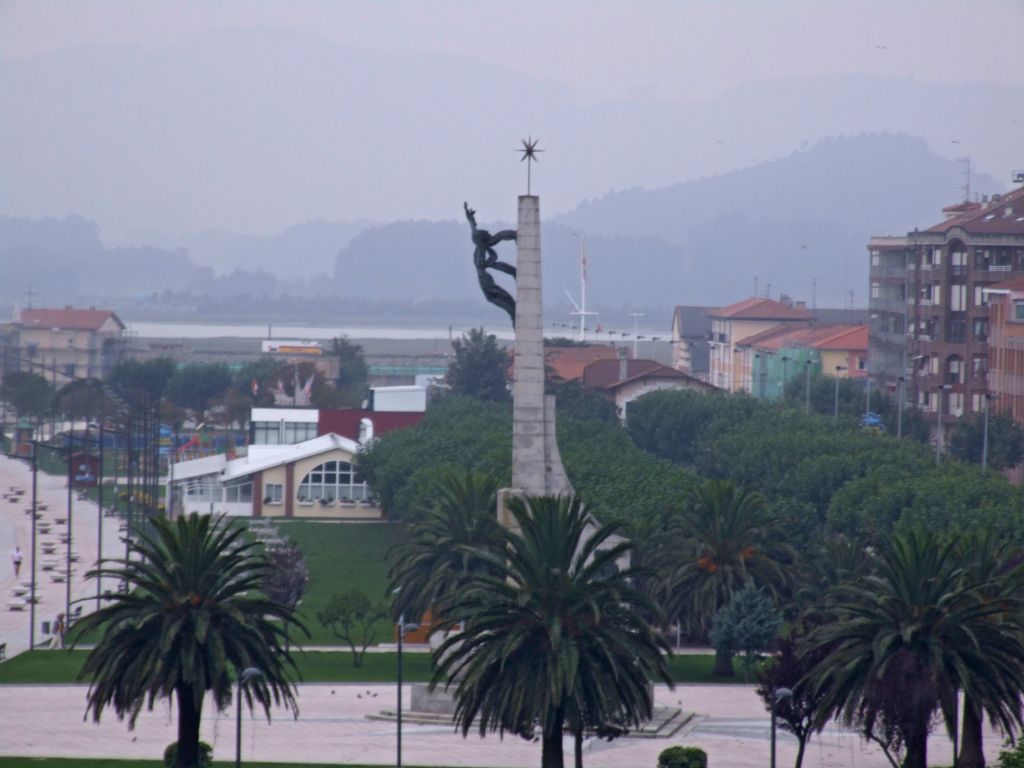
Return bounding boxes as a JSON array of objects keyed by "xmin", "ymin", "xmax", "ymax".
[
  {"xmin": 236, "ymin": 666, "xmax": 262, "ymax": 768},
  {"xmin": 833, "ymin": 366, "xmax": 847, "ymax": 423},
  {"xmin": 396, "ymin": 614, "xmax": 420, "ymax": 768},
  {"xmin": 771, "ymin": 687, "xmax": 794, "ymax": 768}
]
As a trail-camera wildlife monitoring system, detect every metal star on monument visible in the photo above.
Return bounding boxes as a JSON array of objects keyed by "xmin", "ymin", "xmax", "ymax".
[{"xmin": 517, "ymin": 136, "xmax": 543, "ymax": 194}]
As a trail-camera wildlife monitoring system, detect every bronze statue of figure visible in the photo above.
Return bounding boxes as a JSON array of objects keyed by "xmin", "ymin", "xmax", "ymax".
[{"xmin": 465, "ymin": 202, "xmax": 517, "ymax": 327}]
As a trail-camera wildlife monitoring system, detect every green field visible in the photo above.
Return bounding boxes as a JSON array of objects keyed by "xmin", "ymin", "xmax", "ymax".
[
  {"xmin": 0, "ymin": 649, "xmax": 748, "ymax": 686},
  {"xmin": 274, "ymin": 520, "xmax": 405, "ymax": 644}
]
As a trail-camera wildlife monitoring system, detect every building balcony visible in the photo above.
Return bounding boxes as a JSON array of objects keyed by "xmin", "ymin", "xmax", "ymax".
[{"xmin": 989, "ymin": 265, "xmax": 1013, "ymax": 273}]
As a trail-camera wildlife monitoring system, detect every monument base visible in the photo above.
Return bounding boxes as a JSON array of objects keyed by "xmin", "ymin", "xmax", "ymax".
[{"xmin": 410, "ymin": 682, "xmax": 457, "ymax": 715}]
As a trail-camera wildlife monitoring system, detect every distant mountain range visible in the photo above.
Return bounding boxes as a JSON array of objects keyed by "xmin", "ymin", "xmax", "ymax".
[{"xmin": 0, "ymin": 132, "xmax": 1005, "ymax": 318}]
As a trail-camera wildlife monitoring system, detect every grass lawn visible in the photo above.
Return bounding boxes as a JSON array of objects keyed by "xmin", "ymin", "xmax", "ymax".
[
  {"xmin": 0, "ymin": 649, "xmax": 752, "ymax": 686},
  {"xmin": 274, "ymin": 520, "xmax": 405, "ymax": 645}
]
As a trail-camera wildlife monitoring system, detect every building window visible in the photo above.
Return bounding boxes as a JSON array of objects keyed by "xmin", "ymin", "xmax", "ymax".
[
  {"xmin": 252, "ymin": 421, "xmax": 317, "ymax": 445},
  {"xmin": 870, "ymin": 282, "xmax": 880, "ymax": 299},
  {"xmin": 949, "ymin": 392, "xmax": 964, "ymax": 417},
  {"xmin": 974, "ymin": 318, "xmax": 989, "ymax": 342},
  {"xmin": 950, "ymin": 284, "xmax": 967, "ymax": 311},
  {"xmin": 264, "ymin": 483, "xmax": 283, "ymax": 504},
  {"xmin": 972, "ymin": 393, "xmax": 986, "ymax": 413},
  {"xmin": 63, "ymin": 364, "xmax": 75, "ymax": 378},
  {"xmin": 283, "ymin": 422, "xmax": 317, "ymax": 444},
  {"xmin": 972, "ymin": 355, "xmax": 987, "ymax": 379},
  {"xmin": 947, "ymin": 357, "xmax": 964, "ymax": 385},
  {"xmin": 1015, "ymin": 301, "xmax": 1024, "ymax": 322},
  {"xmin": 297, "ymin": 460, "xmax": 369, "ymax": 502},
  {"xmin": 975, "ymin": 287, "xmax": 989, "ymax": 307},
  {"xmin": 224, "ymin": 481, "xmax": 253, "ymax": 504},
  {"xmin": 947, "ymin": 320, "xmax": 966, "ymax": 343}
]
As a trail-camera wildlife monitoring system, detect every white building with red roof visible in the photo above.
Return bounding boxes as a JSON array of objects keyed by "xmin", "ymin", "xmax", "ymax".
[{"xmin": 6, "ymin": 306, "xmax": 126, "ymax": 383}]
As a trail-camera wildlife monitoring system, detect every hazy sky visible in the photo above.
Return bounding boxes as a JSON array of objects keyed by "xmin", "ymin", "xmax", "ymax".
[
  {"xmin": 5, "ymin": 0, "xmax": 1023, "ymax": 101},
  {"xmin": 2, "ymin": 0, "xmax": 1022, "ymax": 239}
]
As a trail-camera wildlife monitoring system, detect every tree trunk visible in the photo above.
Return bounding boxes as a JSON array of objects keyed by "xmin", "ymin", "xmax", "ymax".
[
  {"xmin": 794, "ymin": 734, "xmax": 808, "ymax": 768},
  {"xmin": 574, "ymin": 729, "xmax": 583, "ymax": 768},
  {"xmin": 959, "ymin": 699, "xmax": 985, "ymax": 768},
  {"xmin": 712, "ymin": 648, "xmax": 735, "ymax": 677},
  {"xmin": 175, "ymin": 684, "xmax": 203, "ymax": 768},
  {"xmin": 541, "ymin": 715, "xmax": 565, "ymax": 768},
  {"xmin": 902, "ymin": 719, "xmax": 929, "ymax": 768}
]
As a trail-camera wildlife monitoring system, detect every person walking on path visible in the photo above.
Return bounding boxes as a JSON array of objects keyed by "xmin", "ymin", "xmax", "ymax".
[
  {"xmin": 50, "ymin": 612, "xmax": 65, "ymax": 649},
  {"xmin": 12, "ymin": 545, "xmax": 23, "ymax": 578}
]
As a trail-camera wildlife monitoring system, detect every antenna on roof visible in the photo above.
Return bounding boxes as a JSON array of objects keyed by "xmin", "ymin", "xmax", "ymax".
[
  {"xmin": 25, "ymin": 286, "xmax": 35, "ymax": 310},
  {"xmin": 753, "ymin": 276, "xmax": 758, "ymax": 298},
  {"xmin": 812, "ymin": 277, "xmax": 817, "ymax": 310},
  {"xmin": 958, "ymin": 156, "xmax": 971, "ymax": 203}
]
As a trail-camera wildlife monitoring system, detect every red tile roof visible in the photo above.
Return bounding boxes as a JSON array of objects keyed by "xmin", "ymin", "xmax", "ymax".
[
  {"xmin": 19, "ymin": 307, "xmax": 124, "ymax": 332},
  {"xmin": 582, "ymin": 358, "xmax": 713, "ymax": 391},
  {"xmin": 545, "ymin": 344, "xmax": 622, "ymax": 382},
  {"xmin": 925, "ymin": 186, "xmax": 1024, "ymax": 236},
  {"xmin": 709, "ymin": 297, "xmax": 811, "ymax": 321},
  {"xmin": 737, "ymin": 323, "xmax": 868, "ymax": 352}
]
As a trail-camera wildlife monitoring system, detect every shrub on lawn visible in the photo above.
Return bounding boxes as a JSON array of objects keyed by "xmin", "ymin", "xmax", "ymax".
[
  {"xmin": 164, "ymin": 740, "xmax": 212, "ymax": 767},
  {"xmin": 658, "ymin": 745, "xmax": 708, "ymax": 768}
]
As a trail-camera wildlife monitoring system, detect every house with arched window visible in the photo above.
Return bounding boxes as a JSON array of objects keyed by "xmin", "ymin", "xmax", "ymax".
[{"xmin": 168, "ymin": 433, "xmax": 381, "ymax": 519}]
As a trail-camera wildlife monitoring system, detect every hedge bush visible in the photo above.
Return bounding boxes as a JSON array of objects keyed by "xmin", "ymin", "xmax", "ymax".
[{"xmin": 658, "ymin": 745, "xmax": 708, "ymax": 768}]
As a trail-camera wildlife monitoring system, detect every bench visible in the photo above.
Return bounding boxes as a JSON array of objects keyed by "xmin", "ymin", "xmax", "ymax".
[
  {"xmin": 7, "ymin": 599, "xmax": 27, "ymax": 611},
  {"xmin": 0, "ymin": 642, "xmax": 6, "ymax": 661}
]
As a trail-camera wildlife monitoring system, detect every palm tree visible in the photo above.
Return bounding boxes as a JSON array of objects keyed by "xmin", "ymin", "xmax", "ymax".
[
  {"xmin": 431, "ymin": 494, "xmax": 672, "ymax": 768},
  {"xmin": 803, "ymin": 529, "xmax": 1024, "ymax": 768},
  {"xmin": 72, "ymin": 513, "xmax": 305, "ymax": 768},
  {"xmin": 388, "ymin": 469, "xmax": 503, "ymax": 623},
  {"xmin": 949, "ymin": 532, "xmax": 1024, "ymax": 768},
  {"xmin": 669, "ymin": 479, "xmax": 793, "ymax": 674}
]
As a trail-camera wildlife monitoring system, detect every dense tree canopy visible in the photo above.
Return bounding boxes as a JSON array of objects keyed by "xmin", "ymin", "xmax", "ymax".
[
  {"xmin": 1, "ymin": 371, "xmax": 53, "ymax": 420},
  {"xmin": 108, "ymin": 358, "xmax": 176, "ymax": 403},
  {"xmin": 356, "ymin": 395, "xmax": 692, "ymax": 522},
  {"xmin": 949, "ymin": 408, "xmax": 1024, "ymax": 470},
  {"xmin": 445, "ymin": 327, "xmax": 511, "ymax": 402}
]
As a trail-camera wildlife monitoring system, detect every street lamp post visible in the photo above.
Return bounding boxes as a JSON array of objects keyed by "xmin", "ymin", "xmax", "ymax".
[
  {"xmin": 935, "ymin": 384, "xmax": 951, "ymax": 465},
  {"xmin": 804, "ymin": 360, "xmax": 812, "ymax": 414},
  {"xmin": 396, "ymin": 614, "xmax": 420, "ymax": 768},
  {"xmin": 781, "ymin": 356, "xmax": 790, "ymax": 400},
  {"xmin": 982, "ymin": 393, "xmax": 999, "ymax": 470},
  {"xmin": 833, "ymin": 366, "xmax": 847, "ymax": 424},
  {"xmin": 236, "ymin": 666, "xmax": 263, "ymax": 768},
  {"xmin": 897, "ymin": 376, "xmax": 906, "ymax": 438},
  {"xmin": 771, "ymin": 687, "xmax": 794, "ymax": 768}
]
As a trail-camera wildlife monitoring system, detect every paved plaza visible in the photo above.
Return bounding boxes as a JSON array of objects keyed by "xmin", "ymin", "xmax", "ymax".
[
  {"xmin": 0, "ymin": 452, "xmax": 1005, "ymax": 766},
  {"xmin": 0, "ymin": 680, "xmax": 1000, "ymax": 766},
  {"xmin": 0, "ymin": 451, "xmax": 124, "ymax": 657}
]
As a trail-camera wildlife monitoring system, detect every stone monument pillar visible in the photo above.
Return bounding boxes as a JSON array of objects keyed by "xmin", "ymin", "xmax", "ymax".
[{"xmin": 499, "ymin": 195, "xmax": 572, "ymax": 529}]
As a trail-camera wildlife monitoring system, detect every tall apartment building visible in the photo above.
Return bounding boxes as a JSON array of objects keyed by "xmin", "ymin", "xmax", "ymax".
[{"xmin": 868, "ymin": 184, "xmax": 1024, "ymax": 417}]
